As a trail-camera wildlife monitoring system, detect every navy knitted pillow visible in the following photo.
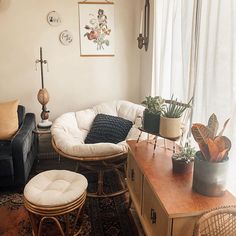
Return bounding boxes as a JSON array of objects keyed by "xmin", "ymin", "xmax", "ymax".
[{"xmin": 85, "ymin": 114, "xmax": 133, "ymax": 144}]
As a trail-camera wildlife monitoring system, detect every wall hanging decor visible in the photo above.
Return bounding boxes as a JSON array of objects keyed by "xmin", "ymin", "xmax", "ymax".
[
  {"xmin": 137, "ymin": 0, "xmax": 150, "ymax": 51},
  {"xmin": 47, "ymin": 11, "xmax": 62, "ymax": 26},
  {"xmin": 78, "ymin": 1, "xmax": 115, "ymax": 57},
  {"xmin": 59, "ymin": 30, "xmax": 73, "ymax": 45}
]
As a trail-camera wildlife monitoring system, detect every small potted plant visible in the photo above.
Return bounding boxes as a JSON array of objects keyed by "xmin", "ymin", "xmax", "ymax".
[
  {"xmin": 172, "ymin": 142, "xmax": 195, "ymax": 174},
  {"xmin": 141, "ymin": 96, "xmax": 165, "ymax": 134},
  {"xmin": 159, "ymin": 96, "xmax": 192, "ymax": 139},
  {"xmin": 191, "ymin": 113, "xmax": 231, "ymax": 196}
]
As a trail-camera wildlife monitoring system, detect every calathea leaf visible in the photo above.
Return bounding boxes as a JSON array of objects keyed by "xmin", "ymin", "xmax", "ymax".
[
  {"xmin": 207, "ymin": 113, "xmax": 219, "ymax": 138},
  {"xmin": 199, "ymin": 143, "xmax": 210, "ymax": 160},
  {"xmin": 216, "ymin": 149, "xmax": 229, "ymax": 162},
  {"xmin": 191, "ymin": 124, "xmax": 211, "ymax": 145},
  {"xmin": 214, "ymin": 136, "xmax": 231, "ymax": 152},
  {"xmin": 207, "ymin": 138, "xmax": 220, "ymax": 162},
  {"xmin": 218, "ymin": 118, "xmax": 230, "ymax": 137}
]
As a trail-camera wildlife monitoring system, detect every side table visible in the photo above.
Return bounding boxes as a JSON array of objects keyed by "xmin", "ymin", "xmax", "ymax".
[{"xmin": 33, "ymin": 127, "xmax": 57, "ymax": 162}]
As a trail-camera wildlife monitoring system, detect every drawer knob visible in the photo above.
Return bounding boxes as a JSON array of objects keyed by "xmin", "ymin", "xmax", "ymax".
[{"xmin": 150, "ymin": 208, "xmax": 157, "ymax": 224}]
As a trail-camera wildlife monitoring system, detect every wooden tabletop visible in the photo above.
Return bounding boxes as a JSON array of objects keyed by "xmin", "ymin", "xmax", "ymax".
[{"xmin": 127, "ymin": 140, "xmax": 236, "ymax": 218}]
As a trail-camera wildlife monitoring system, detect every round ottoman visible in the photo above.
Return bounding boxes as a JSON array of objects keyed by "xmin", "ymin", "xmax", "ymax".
[{"xmin": 24, "ymin": 170, "xmax": 88, "ymax": 236}]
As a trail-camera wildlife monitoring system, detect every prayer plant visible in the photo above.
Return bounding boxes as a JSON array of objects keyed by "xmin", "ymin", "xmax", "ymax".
[
  {"xmin": 191, "ymin": 114, "xmax": 231, "ymax": 162},
  {"xmin": 141, "ymin": 96, "xmax": 165, "ymax": 114}
]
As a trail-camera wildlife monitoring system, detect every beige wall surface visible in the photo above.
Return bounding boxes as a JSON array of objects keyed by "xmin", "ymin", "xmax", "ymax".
[
  {"xmin": 139, "ymin": 0, "xmax": 154, "ymax": 100},
  {"xmin": 0, "ymin": 0, "xmax": 142, "ymax": 122}
]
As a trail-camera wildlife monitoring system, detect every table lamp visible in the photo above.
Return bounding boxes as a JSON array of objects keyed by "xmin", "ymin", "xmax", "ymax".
[{"xmin": 35, "ymin": 47, "xmax": 52, "ymax": 128}]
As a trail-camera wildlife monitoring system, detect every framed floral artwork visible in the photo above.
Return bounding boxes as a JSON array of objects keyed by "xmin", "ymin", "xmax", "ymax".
[{"xmin": 78, "ymin": 2, "xmax": 115, "ymax": 57}]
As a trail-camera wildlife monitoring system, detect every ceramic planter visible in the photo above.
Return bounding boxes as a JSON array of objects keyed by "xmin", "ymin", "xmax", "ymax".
[
  {"xmin": 172, "ymin": 158, "xmax": 193, "ymax": 174},
  {"xmin": 192, "ymin": 151, "xmax": 229, "ymax": 197},
  {"xmin": 159, "ymin": 116, "xmax": 182, "ymax": 139},
  {"xmin": 142, "ymin": 109, "xmax": 160, "ymax": 135}
]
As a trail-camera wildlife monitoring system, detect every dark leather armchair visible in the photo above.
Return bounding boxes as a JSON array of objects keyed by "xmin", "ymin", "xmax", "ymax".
[{"xmin": 0, "ymin": 105, "xmax": 36, "ymax": 187}]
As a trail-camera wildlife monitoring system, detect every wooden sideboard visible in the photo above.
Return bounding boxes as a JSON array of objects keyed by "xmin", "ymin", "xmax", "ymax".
[{"xmin": 127, "ymin": 140, "xmax": 236, "ymax": 236}]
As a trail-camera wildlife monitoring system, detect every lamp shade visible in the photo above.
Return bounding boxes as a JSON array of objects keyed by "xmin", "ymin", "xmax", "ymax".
[{"xmin": 37, "ymin": 88, "xmax": 49, "ymax": 106}]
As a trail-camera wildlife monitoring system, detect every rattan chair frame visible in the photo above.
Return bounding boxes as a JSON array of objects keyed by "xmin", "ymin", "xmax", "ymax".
[
  {"xmin": 193, "ymin": 205, "xmax": 236, "ymax": 236},
  {"xmin": 24, "ymin": 191, "xmax": 87, "ymax": 236},
  {"xmin": 52, "ymin": 138, "xmax": 128, "ymax": 198}
]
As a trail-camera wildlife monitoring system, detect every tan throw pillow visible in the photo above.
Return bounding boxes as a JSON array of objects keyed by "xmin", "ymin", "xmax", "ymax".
[{"xmin": 0, "ymin": 99, "xmax": 19, "ymax": 140}]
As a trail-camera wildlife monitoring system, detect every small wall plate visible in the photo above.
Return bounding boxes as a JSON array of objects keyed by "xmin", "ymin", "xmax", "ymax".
[
  {"xmin": 47, "ymin": 11, "xmax": 61, "ymax": 26},
  {"xmin": 59, "ymin": 30, "xmax": 73, "ymax": 45}
]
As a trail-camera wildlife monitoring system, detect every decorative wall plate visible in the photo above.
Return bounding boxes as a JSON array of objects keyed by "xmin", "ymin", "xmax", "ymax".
[
  {"xmin": 47, "ymin": 11, "xmax": 61, "ymax": 26},
  {"xmin": 59, "ymin": 30, "xmax": 73, "ymax": 45}
]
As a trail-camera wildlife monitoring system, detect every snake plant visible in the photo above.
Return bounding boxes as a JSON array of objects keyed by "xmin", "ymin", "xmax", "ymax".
[{"xmin": 162, "ymin": 96, "xmax": 192, "ymax": 118}]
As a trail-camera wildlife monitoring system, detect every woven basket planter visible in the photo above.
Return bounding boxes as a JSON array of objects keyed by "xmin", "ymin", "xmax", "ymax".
[{"xmin": 159, "ymin": 116, "xmax": 182, "ymax": 139}]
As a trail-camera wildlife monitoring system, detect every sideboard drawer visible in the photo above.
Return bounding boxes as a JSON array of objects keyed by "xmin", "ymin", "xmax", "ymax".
[
  {"xmin": 127, "ymin": 152, "xmax": 143, "ymax": 212},
  {"xmin": 142, "ymin": 177, "xmax": 171, "ymax": 236},
  {"xmin": 172, "ymin": 216, "xmax": 196, "ymax": 236}
]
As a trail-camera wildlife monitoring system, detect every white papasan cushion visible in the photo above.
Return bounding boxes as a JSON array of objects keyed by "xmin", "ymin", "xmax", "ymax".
[
  {"xmin": 51, "ymin": 100, "xmax": 146, "ymax": 158},
  {"xmin": 24, "ymin": 170, "xmax": 88, "ymax": 206}
]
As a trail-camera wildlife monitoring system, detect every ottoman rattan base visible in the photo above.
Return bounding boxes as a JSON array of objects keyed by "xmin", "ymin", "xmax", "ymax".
[
  {"xmin": 23, "ymin": 170, "xmax": 88, "ymax": 236},
  {"xmin": 24, "ymin": 192, "xmax": 86, "ymax": 236}
]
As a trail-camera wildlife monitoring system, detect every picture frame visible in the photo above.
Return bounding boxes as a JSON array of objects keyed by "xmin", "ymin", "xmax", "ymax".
[{"xmin": 78, "ymin": 1, "xmax": 115, "ymax": 57}]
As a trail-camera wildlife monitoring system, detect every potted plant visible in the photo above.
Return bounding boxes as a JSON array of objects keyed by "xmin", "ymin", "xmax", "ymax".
[
  {"xmin": 141, "ymin": 96, "xmax": 165, "ymax": 134},
  {"xmin": 191, "ymin": 113, "xmax": 231, "ymax": 196},
  {"xmin": 159, "ymin": 96, "xmax": 192, "ymax": 139},
  {"xmin": 172, "ymin": 142, "xmax": 195, "ymax": 174}
]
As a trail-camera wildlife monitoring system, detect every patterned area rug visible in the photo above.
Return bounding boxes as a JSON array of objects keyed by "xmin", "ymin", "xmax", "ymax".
[
  {"xmin": 0, "ymin": 158, "xmax": 138, "ymax": 236},
  {"xmin": 0, "ymin": 191, "xmax": 136, "ymax": 236}
]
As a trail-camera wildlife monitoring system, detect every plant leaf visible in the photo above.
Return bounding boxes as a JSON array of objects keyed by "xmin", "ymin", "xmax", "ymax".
[
  {"xmin": 207, "ymin": 113, "xmax": 219, "ymax": 138},
  {"xmin": 216, "ymin": 149, "xmax": 229, "ymax": 162},
  {"xmin": 218, "ymin": 118, "xmax": 230, "ymax": 137},
  {"xmin": 214, "ymin": 136, "xmax": 231, "ymax": 152},
  {"xmin": 199, "ymin": 143, "xmax": 210, "ymax": 160},
  {"xmin": 207, "ymin": 138, "xmax": 220, "ymax": 162},
  {"xmin": 207, "ymin": 136, "xmax": 231, "ymax": 162},
  {"xmin": 191, "ymin": 124, "xmax": 211, "ymax": 145}
]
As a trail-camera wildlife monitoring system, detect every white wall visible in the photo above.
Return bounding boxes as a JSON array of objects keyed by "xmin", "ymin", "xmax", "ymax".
[
  {"xmin": 139, "ymin": 0, "xmax": 154, "ymax": 100},
  {"xmin": 0, "ymin": 0, "xmax": 141, "ymax": 121}
]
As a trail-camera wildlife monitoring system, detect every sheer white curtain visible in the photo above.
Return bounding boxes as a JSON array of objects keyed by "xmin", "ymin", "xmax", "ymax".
[
  {"xmin": 153, "ymin": 0, "xmax": 236, "ymax": 194},
  {"xmin": 153, "ymin": 0, "xmax": 195, "ymax": 102},
  {"xmin": 193, "ymin": 0, "xmax": 236, "ymax": 193}
]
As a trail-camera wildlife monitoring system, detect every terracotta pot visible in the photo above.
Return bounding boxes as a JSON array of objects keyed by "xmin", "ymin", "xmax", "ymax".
[
  {"xmin": 159, "ymin": 116, "xmax": 182, "ymax": 139},
  {"xmin": 172, "ymin": 158, "xmax": 193, "ymax": 174},
  {"xmin": 192, "ymin": 151, "xmax": 229, "ymax": 197}
]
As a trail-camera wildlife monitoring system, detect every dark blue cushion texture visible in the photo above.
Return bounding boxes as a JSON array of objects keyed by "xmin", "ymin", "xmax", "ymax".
[{"xmin": 85, "ymin": 114, "xmax": 133, "ymax": 144}]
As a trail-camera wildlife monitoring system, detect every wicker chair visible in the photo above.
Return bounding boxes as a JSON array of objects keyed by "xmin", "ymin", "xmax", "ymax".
[
  {"xmin": 51, "ymin": 100, "xmax": 145, "ymax": 198},
  {"xmin": 193, "ymin": 205, "xmax": 236, "ymax": 236}
]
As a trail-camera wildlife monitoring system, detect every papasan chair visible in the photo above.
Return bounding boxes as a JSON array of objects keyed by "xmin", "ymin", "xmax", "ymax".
[{"xmin": 51, "ymin": 100, "xmax": 145, "ymax": 197}]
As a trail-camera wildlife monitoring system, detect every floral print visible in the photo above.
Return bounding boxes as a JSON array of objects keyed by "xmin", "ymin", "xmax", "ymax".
[{"xmin": 84, "ymin": 9, "xmax": 111, "ymax": 50}]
